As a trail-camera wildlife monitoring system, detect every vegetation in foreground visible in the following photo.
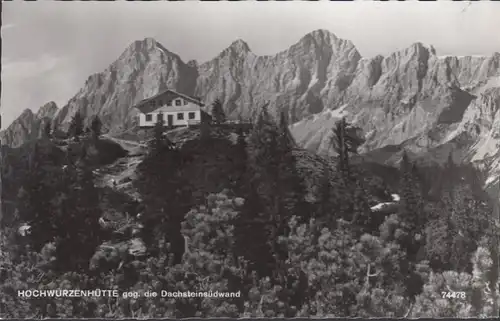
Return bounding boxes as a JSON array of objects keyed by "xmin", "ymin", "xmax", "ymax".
[{"xmin": 1, "ymin": 106, "xmax": 500, "ymax": 318}]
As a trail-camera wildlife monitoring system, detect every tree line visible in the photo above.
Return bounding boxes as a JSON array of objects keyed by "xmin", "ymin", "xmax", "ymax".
[
  {"xmin": 44, "ymin": 111, "xmax": 102, "ymax": 142},
  {"xmin": 1, "ymin": 102, "xmax": 500, "ymax": 318}
]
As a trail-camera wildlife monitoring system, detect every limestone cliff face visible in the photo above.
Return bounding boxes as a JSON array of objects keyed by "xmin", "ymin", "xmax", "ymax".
[
  {"xmin": 1, "ymin": 30, "xmax": 499, "ymax": 184},
  {"xmin": 196, "ymin": 30, "xmax": 362, "ymax": 122},
  {"xmin": 297, "ymin": 44, "xmax": 500, "ymax": 154}
]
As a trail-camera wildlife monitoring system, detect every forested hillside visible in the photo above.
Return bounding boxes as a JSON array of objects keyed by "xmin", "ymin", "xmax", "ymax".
[{"xmin": 1, "ymin": 106, "xmax": 500, "ymax": 318}]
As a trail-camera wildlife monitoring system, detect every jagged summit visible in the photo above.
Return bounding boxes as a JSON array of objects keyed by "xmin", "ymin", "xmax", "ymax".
[
  {"xmin": 296, "ymin": 28, "xmax": 358, "ymax": 57},
  {"xmin": 133, "ymin": 37, "xmax": 163, "ymax": 50},
  {"xmin": 19, "ymin": 108, "xmax": 34, "ymax": 118},
  {"xmin": 117, "ymin": 37, "xmax": 177, "ymax": 62},
  {"xmin": 300, "ymin": 29, "xmax": 340, "ymax": 45},
  {"xmin": 307, "ymin": 29, "xmax": 339, "ymax": 39},
  {"xmin": 403, "ymin": 42, "xmax": 437, "ymax": 56},
  {"xmin": 127, "ymin": 37, "xmax": 162, "ymax": 52},
  {"xmin": 229, "ymin": 39, "xmax": 251, "ymax": 53},
  {"xmin": 36, "ymin": 102, "xmax": 58, "ymax": 119}
]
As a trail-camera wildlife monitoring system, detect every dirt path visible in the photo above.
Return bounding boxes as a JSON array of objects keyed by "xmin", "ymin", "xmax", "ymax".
[{"xmin": 95, "ymin": 136, "xmax": 146, "ymax": 200}]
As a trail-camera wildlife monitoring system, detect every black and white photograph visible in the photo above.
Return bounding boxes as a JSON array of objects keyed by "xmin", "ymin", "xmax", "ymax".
[{"xmin": 1, "ymin": 1, "xmax": 500, "ymax": 318}]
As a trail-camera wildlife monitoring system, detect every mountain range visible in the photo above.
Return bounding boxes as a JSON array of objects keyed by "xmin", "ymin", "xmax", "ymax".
[{"xmin": 1, "ymin": 29, "xmax": 499, "ymax": 189}]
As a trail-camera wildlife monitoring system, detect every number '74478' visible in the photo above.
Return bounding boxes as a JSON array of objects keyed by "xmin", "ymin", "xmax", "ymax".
[{"xmin": 441, "ymin": 291, "xmax": 466, "ymax": 299}]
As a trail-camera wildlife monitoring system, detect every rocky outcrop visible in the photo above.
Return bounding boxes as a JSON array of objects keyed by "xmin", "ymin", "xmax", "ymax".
[{"xmin": 0, "ymin": 102, "xmax": 58, "ymax": 148}]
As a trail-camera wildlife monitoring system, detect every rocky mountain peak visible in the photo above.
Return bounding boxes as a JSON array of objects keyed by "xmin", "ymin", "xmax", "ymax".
[
  {"xmin": 130, "ymin": 37, "xmax": 164, "ymax": 53},
  {"xmin": 408, "ymin": 42, "xmax": 437, "ymax": 55},
  {"xmin": 117, "ymin": 37, "xmax": 179, "ymax": 64},
  {"xmin": 307, "ymin": 29, "xmax": 338, "ymax": 40},
  {"xmin": 302, "ymin": 29, "xmax": 355, "ymax": 48},
  {"xmin": 19, "ymin": 108, "xmax": 35, "ymax": 119},
  {"xmin": 306, "ymin": 29, "xmax": 339, "ymax": 40},
  {"xmin": 228, "ymin": 39, "xmax": 251, "ymax": 54},
  {"xmin": 0, "ymin": 108, "xmax": 44, "ymax": 148},
  {"xmin": 295, "ymin": 29, "xmax": 359, "ymax": 61},
  {"xmin": 142, "ymin": 37, "xmax": 160, "ymax": 49},
  {"xmin": 36, "ymin": 102, "xmax": 58, "ymax": 119},
  {"xmin": 392, "ymin": 42, "xmax": 437, "ymax": 63}
]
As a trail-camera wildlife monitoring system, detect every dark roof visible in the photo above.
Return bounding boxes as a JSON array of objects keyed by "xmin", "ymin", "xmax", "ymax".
[{"xmin": 133, "ymin": 89, "xmax": 204, "ymax": 112}]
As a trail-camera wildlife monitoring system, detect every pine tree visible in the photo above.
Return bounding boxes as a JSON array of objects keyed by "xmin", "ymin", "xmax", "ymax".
[
  {"xmin": 426, "ymin": 195, "xmax": 454, "ymax": 270},
  {"xmin": 276, "ymin": 111, "xmax": 308, "ymax": 222},
  {"xmin": 199, "ymin": 117, "xmax": 211, "ymax": 141},
  {"xmin": 488, "ymin": 179, "xmax": 500, "ymax": 317},
  {"xmin": 233, "ymin": 126, "xmax": 248, "ymax": 194},
  {"xmin": 236, "ymin": 126, "xmax": 246, "ymax": 147},
  {"xmin": 330, "ymin": 117, "xmax": 362, "ymax": 182},
  {"xmin": 250, "ymin": 107, "xmax": 281, "ymax": 216},
  {"xmin": 211, "ymin": 98, "xmax": 226, "ymax": 124},
  {"xmin": 328, "ymin": 118, "xmax": 362, "ymax": 225},
  {"xmin": 90, "ymin": 115, "xmax": 102, "ymax": 141},
  {"xmin": 350, "ymin": 181, "xmax": 373, "ymax": 235},
  {"xmin": 51, "ymin": 122, "xmax": 59, "ymax": 139},
  {"xmin": 317, "ymin": 164, "xmax": 332, "ymax": 218},
  {"xmin": 43, "ymin": 121, "xmax": 52, "ymax": 139},
  {"xmin": 244, "ymin": 107, "xmax": 309, "ymax": 277},
  {"xmin": 46, "ymin": 146, "xmax": 106, "ymax": 271},
  {"xmin": 69, "ymin": 111, "xmax": 84, "ymax": 142},
  {"xmin": 135, "ymin": 138, "xmax": 191, "ymax": 263},
  {"xmin": 16, "ymin": 144, "xmax": 55, "ymax": 252},
  {"xmin": 149, "ymin": 118, "xmax": 167, "ymax": 155},
  {"xmin": 398, "ymin": 151, "xmax": 423, "ymax": 259},
  {"xmin": 239, "ymin": 104, "xmax": 283, "ymax": 274}
]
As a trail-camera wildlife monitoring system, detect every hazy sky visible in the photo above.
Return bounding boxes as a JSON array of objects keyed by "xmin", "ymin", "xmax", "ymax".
[{"xmin": 2, "ymin": 1, "xmax": 499, "ymax": 128}]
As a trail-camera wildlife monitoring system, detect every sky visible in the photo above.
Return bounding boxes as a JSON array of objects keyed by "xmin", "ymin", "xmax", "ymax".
[{"xmin": 1, "ymin": 1, "xmax": 499, "ymax": 129}]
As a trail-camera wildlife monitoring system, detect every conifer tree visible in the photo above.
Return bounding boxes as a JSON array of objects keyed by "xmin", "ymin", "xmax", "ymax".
[
  {"xmin": 233, "ymin": 126, "xmax": 248, "ymax": 194},
  {"xmin": 90, "ymin": 115, "xmax": 102, "ymax": 141},
  {"xmin": 246, "ymin": 105, "xmax": 280, "ymax": 220},
  {"xmin": 425, "ymin": 195, "xmax": 454, "ymax": 270},
  {"xmin": 43, "ymin": 121, "xmax": 52, "ymax": 139},
  {"xmin": 240, "ymin": 104, "xmax": 283, "ymax": 273},
  {"xmin": 350, "ymin": 181, "xmax": 373, "ymax": 234},
  {"xmin": 149, "ymin": 118, "xmax": 168, "ymax": 155},
  {"xmin": 69, "ymin": 111, "xmax": 84, "ymax": 142},
  {"xmin": 276, "ymin": 111, "xmax": 308, "ymax": 222},
  {"xmin": 48, "ymin": 147, "xmax": 104, "ymax": 271},
  {"xmin": 398, "ymin": 151, "xmax": 424, "ymax": 259},
  {"xmin": 236, "ymin": 126, "xmax": 246, "ymax": 148},
  {"xmin": 317, "ymin": 164, "xmax": 333, "ymax": 219},
  {"xmin": 211, "ymin": 98, "xmax": 226, "ymax": 124},
  {"xmin": 328, "ymin": 118, "xmax": 362, "ymax": 225},
  {"xmin": 243, "ymin": 107, "xmax": 309, "ymax": 278},
  {"xmin": 331, "ymin": 118, "xmax": 351, "ymax": 181},
  {"xmin": 16, "ymin": 143, "xmax": 54, "ymax": 252},
  {"xmin": 136, "ymin": 125, "xmax": 191, "ymax": 262}
]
